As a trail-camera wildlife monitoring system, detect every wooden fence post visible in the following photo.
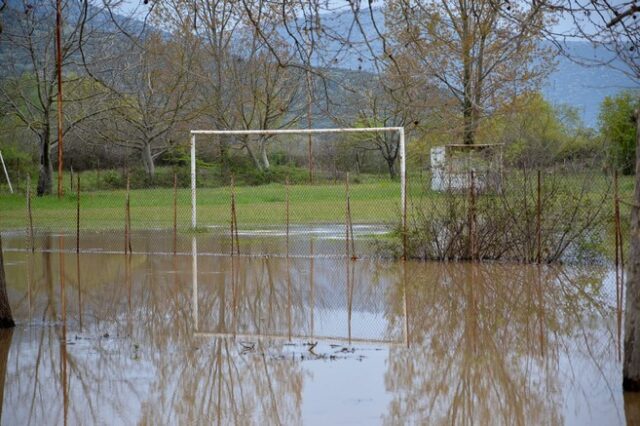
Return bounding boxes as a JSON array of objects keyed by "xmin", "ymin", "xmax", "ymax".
[
  {"xmin": 285, "ymin": 177, "xmax": 290, "ymax": 256},
  {"xmin": 345, "ymin": 173, "xmax": 355, "ymax": 260},
  {"xmin": 614, "ymin": 170, "xmax": 623, "ymax": 361},
  {"xmin": 403, "ymin": 173, "xmax": 408, "ymax": 261}
]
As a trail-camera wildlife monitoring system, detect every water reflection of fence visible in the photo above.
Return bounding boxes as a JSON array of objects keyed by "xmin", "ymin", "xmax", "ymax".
[
  {"xmin": 191, "ymin": 238, "xmax": 409, "ymax": 347},
  {"xmin": 2, "ymin": 244, "xmax": 624, "ymax": 425}
]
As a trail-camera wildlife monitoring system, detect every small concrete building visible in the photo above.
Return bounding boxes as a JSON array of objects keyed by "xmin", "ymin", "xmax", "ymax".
[{"xmin": 430, "ymin": 144, "xmax": 504, "ymax": 192}]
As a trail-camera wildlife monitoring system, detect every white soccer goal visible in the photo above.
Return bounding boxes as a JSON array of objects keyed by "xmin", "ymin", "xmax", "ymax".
[
  {"xmin": 189, "ymin": 127, "xmax": 406, "ymax": 229},
  {"xmin": 0, "ymin": 150, "xmax": 13, "ymax": 194}
]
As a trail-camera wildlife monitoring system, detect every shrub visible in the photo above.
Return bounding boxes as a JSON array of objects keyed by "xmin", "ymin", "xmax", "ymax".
[
  {"xmin": 599, "ymin": 91, "xmax": 640, "ymax": 175},
  {"xmin": 402, "ymin": 166, "xmax": 611, "ymax": 263},
  {"xmin": 100, "ymin": 170, "xmax": 123, "ymax": 189}
]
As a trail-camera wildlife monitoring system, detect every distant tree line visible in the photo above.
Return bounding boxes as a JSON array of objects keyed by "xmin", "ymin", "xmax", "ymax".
[{"xmin": 0, "ymin": 0, "xmax": 632, "ymax": 195}]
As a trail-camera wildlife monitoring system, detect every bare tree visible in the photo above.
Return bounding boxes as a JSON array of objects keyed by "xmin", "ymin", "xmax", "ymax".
[
  {"xmin": 385, "ymin": 0, "xmax": 553, "ymax": 145},
  {"xmin": 93, "ymin": 32, "xmax": 199, "ymax": 178},
  {"xmin": 348, "ymin": 86, "xmax": 415, "ymax": 179},
  {"xmin": 227, "ymin": 35, "xmax": 302, "ymax": 171},
  {"xmin": 0, "ymin": 0, "xmax": 123, "ymax": 195},
  {"xmin": 541, "ymin": 0, "xmax": 640, "ymax": 80},
  {"xmin": 154, "ymin": 0, "xmax": 242, "ymax": 168}
]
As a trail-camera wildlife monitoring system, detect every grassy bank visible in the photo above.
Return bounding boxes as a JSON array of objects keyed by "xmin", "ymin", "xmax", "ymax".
[{"xmin": 0, "ymin": 180, "xmax": 405, "ymax": 231}]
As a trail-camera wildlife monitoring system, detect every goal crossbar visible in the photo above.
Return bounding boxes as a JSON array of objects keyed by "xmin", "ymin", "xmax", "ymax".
[{"xmin": 189, "ymin": 127, "xmax": 406, "ymax": 229}]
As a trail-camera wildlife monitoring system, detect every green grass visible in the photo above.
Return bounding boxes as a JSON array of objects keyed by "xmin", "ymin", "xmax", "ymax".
[
  {"xmin": 0, "ymin": 180, "xmax": 404, "ymax": 231},
  {"xmin": 0, "ymin": 169, "xmax": 633, "ymax": 246}
]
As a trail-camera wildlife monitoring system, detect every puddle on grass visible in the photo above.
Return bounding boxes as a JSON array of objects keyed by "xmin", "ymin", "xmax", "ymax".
[
  {"xmin": 0, "ymin": 232, "xmax": 635, "ymax": 425},
  {"xmin": 1, "ymin": 226, "xmax": 392, "ymax": 258}
]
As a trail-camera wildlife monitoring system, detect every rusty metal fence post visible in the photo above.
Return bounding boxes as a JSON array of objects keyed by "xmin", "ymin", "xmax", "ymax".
[
  {"xmin": 124, "ymin": 173, "xmax": 132, "ymax": 255},
  {"xmin": 26, "ymin": 175, "xmax": 34, "ymax": 253},
  {"xmin": 537, "ymin": 170, "xmax": 542, "ymax": 264},
  {"xmin": 173, "ymin": 173, "xmax": 178, "ymax": 255},
  {"xmin": 76, "ymin": 174, "xmax": 80, "ymax": 254},
  {"xmin": 230, "ymin": 175, "xmax": 240, "ymax": 256},
  {"xmin": 468, "ymin": 170, "xmax": 477, "ymax": 261},
  {"xmin": 614, "ymin": 170, "xmax": 623, "ymax": 360}
]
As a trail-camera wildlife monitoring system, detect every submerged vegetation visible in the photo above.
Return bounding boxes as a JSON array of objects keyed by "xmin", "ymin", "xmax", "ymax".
[
  {"xmin": 0, "ymin": 164, "xmax": 631, "ymax": 266},
  {"xmin": 402, "ymin": 168, "xmax": 615, "ymax": 263}
]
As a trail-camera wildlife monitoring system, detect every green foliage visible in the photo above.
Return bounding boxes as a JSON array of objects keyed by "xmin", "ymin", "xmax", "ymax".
[
  {"xmin": 479, "ymin": 92, "xmax": 601, "ymax": 166},
  {"xmin": 402, "ymin": 169, "xmax": 612, "ymax": 263},
  {"xmin": 0, "ymin": 145, "xmax": 35, "ymax": 182},
  {"xmin": 99, "ymin": 167, "xmax": 192, "ymax": 190},
  {"xmin": 598, "ymin": 91, "xmax": 640, "ymax": 175},
  {"xmin": 100, "ymin": 170, "xmax": 123, "ymax": 189},
  {"xmin": 0, "ymin": 141, "xmax": 35, "ymax": 194},
  {"xmin": 45, "ymin": 163, "xmax": 316, "ymax": 193},
  {"xmin": 158, "ymin": 146, "xmax": 189, "ymax": 168}
]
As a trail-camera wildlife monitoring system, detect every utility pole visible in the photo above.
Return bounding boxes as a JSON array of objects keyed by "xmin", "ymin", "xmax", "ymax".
[{"xmin": 56, "ymin": 0, "xmax": 64, "ymax": 198}]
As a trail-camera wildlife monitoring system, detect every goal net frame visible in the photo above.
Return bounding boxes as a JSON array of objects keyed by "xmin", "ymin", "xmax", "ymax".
[{"xmin": 189, "ymin": 127, "xmax": 406, "ymax": 228}]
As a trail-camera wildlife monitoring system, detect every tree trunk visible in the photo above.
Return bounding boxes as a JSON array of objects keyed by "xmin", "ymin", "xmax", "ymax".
[
  {"xmin": 461, "ymin": 9, "xmax": 475, "ymax": 146},
  {"xmin": 0, "ymin": 236, "xmax": 15, "ymax": 328},
  {"xmin": 387, "ymin": 158, "xmax": 397, "ymax": 180},
  {"xmin": 625, "ymin": 392, "xmax": 640, "ymax": 423},
  {"xmin": 624, "ymin": 109, "xmax": 640, "ymax": 391},
  {"xmin": 243, "ymin": 138, "xmax": 263, "ymax": 172},
  {"xmin": 463, "ymin": 98, "xmax": 475, "ymax": 145},
  {"xmin": 260, "ymin": 138, "xmax": 270, "ymax": 171},
  {"xmin": 141, "ymin": 142, "xmax": 155, "ymax": 178},
  {"xmin": 0, "ymin": 328, "xmax": 12, "ymax": 424},
  {"xmin": 37, "ymin": 130, "xmax": 53, "ymax": 196}
]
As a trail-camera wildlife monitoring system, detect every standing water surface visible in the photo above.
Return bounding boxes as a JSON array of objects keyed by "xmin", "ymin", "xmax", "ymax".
[{"xmin": 0, "ymin": 231, "xmax": 637, "ymax": 425}]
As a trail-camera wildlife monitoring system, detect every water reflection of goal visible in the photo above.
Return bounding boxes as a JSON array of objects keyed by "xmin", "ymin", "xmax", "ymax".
[{"xmin": 190, "ymin": 239, "xmax": 409, "ymax": 346}]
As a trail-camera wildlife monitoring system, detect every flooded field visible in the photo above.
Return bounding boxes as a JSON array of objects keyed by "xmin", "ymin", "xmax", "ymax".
[{"xmin": 1, "ymin": 231, "xmax": 638, "ymax": 425}]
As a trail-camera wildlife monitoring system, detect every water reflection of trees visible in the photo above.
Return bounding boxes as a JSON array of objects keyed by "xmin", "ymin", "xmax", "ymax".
[
  {"xmin": 3, "ymin": 250, "xmax": 307, "ymax": 425},
  {"xmin": 0, "ymin": 241, "xmax": 622, "ymax": 424},
  {"xmin": 383, "ymin": 262, "xmax": 616, "ymax": 425},
  {"xmin": 195, "ymin": 255, "xmax": 395, "ymax": 343}
]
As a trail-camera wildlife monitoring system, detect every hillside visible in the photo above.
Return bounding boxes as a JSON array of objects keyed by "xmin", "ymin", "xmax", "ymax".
[
  {"xmin": 1, "ymin": 2, "xmax": 637, "ymax": 128},
  {"xmin": 300, "ymin": 7, "xmax": 638, "ymax": 127}
]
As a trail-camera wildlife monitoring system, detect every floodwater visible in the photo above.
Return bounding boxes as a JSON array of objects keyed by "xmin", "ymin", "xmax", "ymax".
[{"xmin": 0, "ymin": 231, "xmax": 638, "ymax": 425}]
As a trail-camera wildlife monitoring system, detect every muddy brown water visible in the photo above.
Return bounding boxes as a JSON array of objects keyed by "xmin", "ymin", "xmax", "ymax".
[{"xmin": 0, "ymin": 231, "xmax": 636, "ymax": 425}]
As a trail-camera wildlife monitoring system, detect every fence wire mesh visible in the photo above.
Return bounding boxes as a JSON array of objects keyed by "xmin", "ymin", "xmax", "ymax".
[
  {"xmin": 0, "ymin": 132, "xmax": 625, "ymax": 356},
  {"xmin": 0, "ymin": 131, "xmax": 628, "ymax": 265}
]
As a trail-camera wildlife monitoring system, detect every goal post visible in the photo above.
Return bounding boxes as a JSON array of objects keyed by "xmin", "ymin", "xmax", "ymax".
[{"xmin": 189, "ymin": 127, "xmax": 406, "ymax": 229}]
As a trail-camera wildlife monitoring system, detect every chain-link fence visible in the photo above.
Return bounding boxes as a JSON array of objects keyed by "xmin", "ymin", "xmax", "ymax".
[
  {"xmin": 0, "ymin": 131, "xmax": 629, "ymax": 265},
  {"xmin": 405, "ymin": 166, "xmax": 619, "ymax": 263}
]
